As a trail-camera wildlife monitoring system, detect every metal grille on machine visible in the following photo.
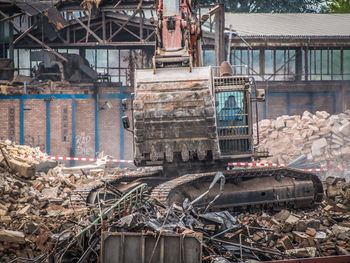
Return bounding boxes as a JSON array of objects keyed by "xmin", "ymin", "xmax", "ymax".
[{"xmin": 214, "ymin": 76, "xmax": 251, "ymax": 156}]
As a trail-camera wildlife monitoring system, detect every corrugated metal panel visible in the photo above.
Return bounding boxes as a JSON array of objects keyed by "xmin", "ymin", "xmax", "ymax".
[
  {"xmin": 101, "ymin": 232, "xmax": 202, "ymax": 263},
  {"xmin": 16, "ymin": 1, "xmax": 50, "ymax": 16},
  {"xmin": 225, "ymin": 13, "xmax": 350, "ymax": 38}
]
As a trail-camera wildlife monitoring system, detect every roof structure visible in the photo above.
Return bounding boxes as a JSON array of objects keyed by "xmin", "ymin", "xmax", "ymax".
[{"xmin": 225, "ymin": 13, "xmax": 350, "ymax": 38}]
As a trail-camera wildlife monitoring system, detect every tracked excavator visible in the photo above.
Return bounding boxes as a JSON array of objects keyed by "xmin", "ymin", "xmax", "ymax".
[{"xmin": 75, "ymin": 0, "xmax": 323, "ymax": 211}]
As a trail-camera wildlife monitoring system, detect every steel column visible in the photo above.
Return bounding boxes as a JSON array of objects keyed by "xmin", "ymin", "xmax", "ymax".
[
  {"xmin": 120, "ymin": 86, "xmax": 125, "ymax": 167},
  {"xmin": 46, "ymin": 97, "xmax": 51, "ymax": 155},
  {"xmin": 94, "ymin": 95, "xmax": 99, "ymax": 157},
  {"xmin": 20, "ymin": 95, "xmax": 24, "ymax": 145},
  {"xmin": 71, "ymin": 95, "xmax": 76, "ymax": 166}
]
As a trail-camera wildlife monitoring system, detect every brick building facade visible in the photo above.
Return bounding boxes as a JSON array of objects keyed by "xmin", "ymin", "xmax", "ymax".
[{"xmin": 0, "ymin": 84, "xmax": 134, "ymax": 164}]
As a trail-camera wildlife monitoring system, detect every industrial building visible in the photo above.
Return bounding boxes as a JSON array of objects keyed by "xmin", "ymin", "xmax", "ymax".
[
  {"xmin": 0, "ymin": 0, "xmax": 350, "ymax": 159},
  {"xmin": 1, "ymin": 1, "xmax": 350, "ymax": 262}
]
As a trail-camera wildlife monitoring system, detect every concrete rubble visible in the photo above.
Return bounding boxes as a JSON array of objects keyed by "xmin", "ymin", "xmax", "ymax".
[
  {"xmin": 0, "ymin": 140, "xmax": 128, "ymax": 262},
  {"xmin": 0, "ymin": 140, "xmax": 50, "ymax": 178},
  {"xmin": 255, "ymin": 110, "xmax": 350, "ymax": 180},
  {"xmin": 0, "ymin": 138, "xmax": 349, "ymax": 262}
]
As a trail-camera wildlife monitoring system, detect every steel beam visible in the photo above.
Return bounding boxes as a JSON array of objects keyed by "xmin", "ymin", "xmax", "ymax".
[
  {"xmin": 70, "ymin": 12, "xmax": 102, "ymax": 43},
  {"xmin": 13, "ymin": 23, "xmax": 36, "ymax": 45},
  {"xmin": 0, "ymin": 12, "xmax": 23, "ymax": 23},
  {"xmin": 214, "ymin": 4, "xmax": 225, "ymax": 66},
  {"xmin": 102, "ymin": 11, "xmax": 106, "ymax": 41},
  {"xmin": 0, "ymin": 10, "xmax": 68, "ymax": 62},
  {"xmin": 112, "ymin": 20, "xmax": 141, "ymax": 40},
  {"xmin": 107, "ymin": 10, "xmax": 137, "ymax": 42},
  {"xmin": 15, "ymin": 41, "xmax": 156, "ymax": 48}
]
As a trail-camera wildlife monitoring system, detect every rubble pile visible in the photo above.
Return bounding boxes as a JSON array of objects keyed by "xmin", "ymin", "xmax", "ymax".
[
  {"xmin": 0, "ymin": 140, "xmax": 48, "ymax": 178},
  {"xmin": 1, "ymin": 172, "xmax": 349, "ymax": 262},
  {"xmin": 0, "ymin": 168, "xmax": 88, "ymax": 261},
  {"xmin": 0, "ymin": 140, "xmax": 128, "ymax": 262},
  {"xmin": 236, "ymin": 176, "xmax": 350, "ymax": 259},
  {"xmin": 0, "ymin": 140, "xmax": 350, "ymax": 262},
  {"xmin": 256, "ymin": 110, "xmax": 350, "ymax": 175}
]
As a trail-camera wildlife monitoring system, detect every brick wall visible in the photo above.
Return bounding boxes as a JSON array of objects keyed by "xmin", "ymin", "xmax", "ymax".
[
  {"xmin": 0, "ymin": 99, "xmax": 20, "ymax": 143},
  {"xmin": 99, "ymin": 99, "xmax": 121, "ymax": 158},
  {"xmin": 2, "ymin": 80, "xmax": 350, "ymax": 166},
  {"xmin": 23, "ymin": 99, "xmax": 46, "ymax": 152},
  {"xmin": 75, "ymin": 99, "xmax": 95, "ymax": 158},
  {"xmin": 124, "ymin": 98, "xmax": 134, "ymax": 161},
  {"xmin": 50, "ymin": 99, "xmax": 72, "ymax": 157},
  {"xmin": 0, "ymin": 84, "xmax": 132, "ymax": 166}
]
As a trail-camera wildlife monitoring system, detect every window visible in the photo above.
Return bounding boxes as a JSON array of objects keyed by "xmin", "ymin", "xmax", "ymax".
[
  {"xmin": 231, "ymin": 49, "xmax": 260, "ymax": 78},
  {"xmin": 202, "ymin": 49, "xmax": 215, "ymax": 66},
  {"xmin": 231, "ymin": 49, "xmax": 248, "ymax": 75},
  {"xmin": 18, "ymin": 49, "xmax": 30, "ymax": 76},
  {"xmin": 84, "ymin": 48, "xmax": 144, "ymax": 86},
  {"xmin": 307, "ymin": 48, "xmax": 343, "ymax": 80},
  {"xmin": 86, "ymin": 49, "xmax": 96, "ymax": 68},
  {"xmin": 264, "ymin": 49, "xmax": 296, "ymax": 81},
  {"xmin": 344, "ymin": 50, "xmax": 350, "ymax": 80}
]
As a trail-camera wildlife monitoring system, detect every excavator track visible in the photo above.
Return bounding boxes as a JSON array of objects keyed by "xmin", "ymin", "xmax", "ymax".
[
  {"xmin": 151, "ymin": 167, "xmax": 323, "ymax": 211},
  {"xmin": 71, "ymin": 169, "xmax": 162, "ymax": 208},
  {"xmin": 73, "ymin": 166, "xmax": 323, "ymax": 212}
]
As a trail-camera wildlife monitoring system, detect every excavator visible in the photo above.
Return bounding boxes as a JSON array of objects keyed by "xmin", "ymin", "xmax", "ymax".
[{"xmin": 76, "ymin": 0, "xmax": 323, "ymax": 212}]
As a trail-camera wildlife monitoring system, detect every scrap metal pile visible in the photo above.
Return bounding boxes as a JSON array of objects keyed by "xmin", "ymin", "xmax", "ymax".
[{"xmin": 0, "ymin": 139, "xmax": 350, "ymax": 263}]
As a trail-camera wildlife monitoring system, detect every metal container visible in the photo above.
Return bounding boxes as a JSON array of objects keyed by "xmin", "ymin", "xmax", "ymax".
[{"xmin": 101, "ymin": 232, "xmax": 202, "ymax": 263}]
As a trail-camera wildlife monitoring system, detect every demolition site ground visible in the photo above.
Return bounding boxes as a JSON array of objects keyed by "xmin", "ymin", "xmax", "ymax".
[{"xmin": 0, "ymin": 110, "xmax": 350, "ymax": 263}]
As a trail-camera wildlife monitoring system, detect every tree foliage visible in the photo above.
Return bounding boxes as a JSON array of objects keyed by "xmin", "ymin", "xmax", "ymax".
[
  {"xmin": 201, "ymin": 0, "xmax": 323, "ymax": 13},
  {"xmin": 322, "ymin": 0, "xmax": 350, "ymax": 13}
]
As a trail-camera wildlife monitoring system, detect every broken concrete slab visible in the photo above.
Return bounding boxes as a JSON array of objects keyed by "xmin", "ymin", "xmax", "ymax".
[
  {"xmin": 8, "ymin": 158, "xmax": 36, "ymax": 178},
  {"xmin": 0, "ymin": 230, "xmax": 25, "ymax": 244}
]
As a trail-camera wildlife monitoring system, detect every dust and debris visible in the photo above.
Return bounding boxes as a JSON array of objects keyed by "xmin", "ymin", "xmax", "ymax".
[{"xmin": 1, "ymin": 140, "xmax": 350, "ymax": 262}]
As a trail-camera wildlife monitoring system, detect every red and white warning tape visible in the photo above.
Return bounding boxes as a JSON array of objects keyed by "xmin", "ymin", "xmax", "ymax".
[
  {"xmin": 43, "ymin": 172, "xmax": 136, "ymax": 181},
  {"xmin": 228, "ymin": 162, "xmax": 286, "ymax": 167},
  {"xmin": 228, "ymin": 162, "xmax": 349, "ymax": 172},
  {"xmin": 2, "ymin": 154, "xmax": 348, "ymax": 172},
  {"xmin": 8, "ymin": 154, "xmax": 134, "ymax": 163}
]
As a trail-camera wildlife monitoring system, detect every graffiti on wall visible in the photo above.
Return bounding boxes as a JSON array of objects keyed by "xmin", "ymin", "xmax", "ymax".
[
  {"xmin": 24, "ymin": 135, "xmax": 46, "ymax": 151},
  {"xmin": 76, "ymin": 133, "xmax": 93, "ymax": 156},
  {"xmin": 8, "ymin": 107, "xmax": 16, "ymax": 142},
  {"xmin": 62, "ymin": 107, "xmax": 69, "ymax": 142}
]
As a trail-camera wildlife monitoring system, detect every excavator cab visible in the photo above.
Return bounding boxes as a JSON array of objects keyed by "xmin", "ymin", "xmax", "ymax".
[{"xmin": 214, "ymin": 75, "xmax": 252, "ymax": 157}]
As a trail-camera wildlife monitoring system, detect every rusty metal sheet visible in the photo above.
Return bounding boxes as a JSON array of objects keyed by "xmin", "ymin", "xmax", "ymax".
[
  {"xmin": 46, "ymin": 7, "xmax": 68, "ymax": 30},
  {"xmin": 266, "ymin": 255, "xmax": 350, "ymax": 263},
  {"xmin": 16, "ymin": 0, "xmax": 50, "ymax": 16},
  {"xmin": 101, "ymin": 232, "xmax": 202, "ymax": 263}
]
